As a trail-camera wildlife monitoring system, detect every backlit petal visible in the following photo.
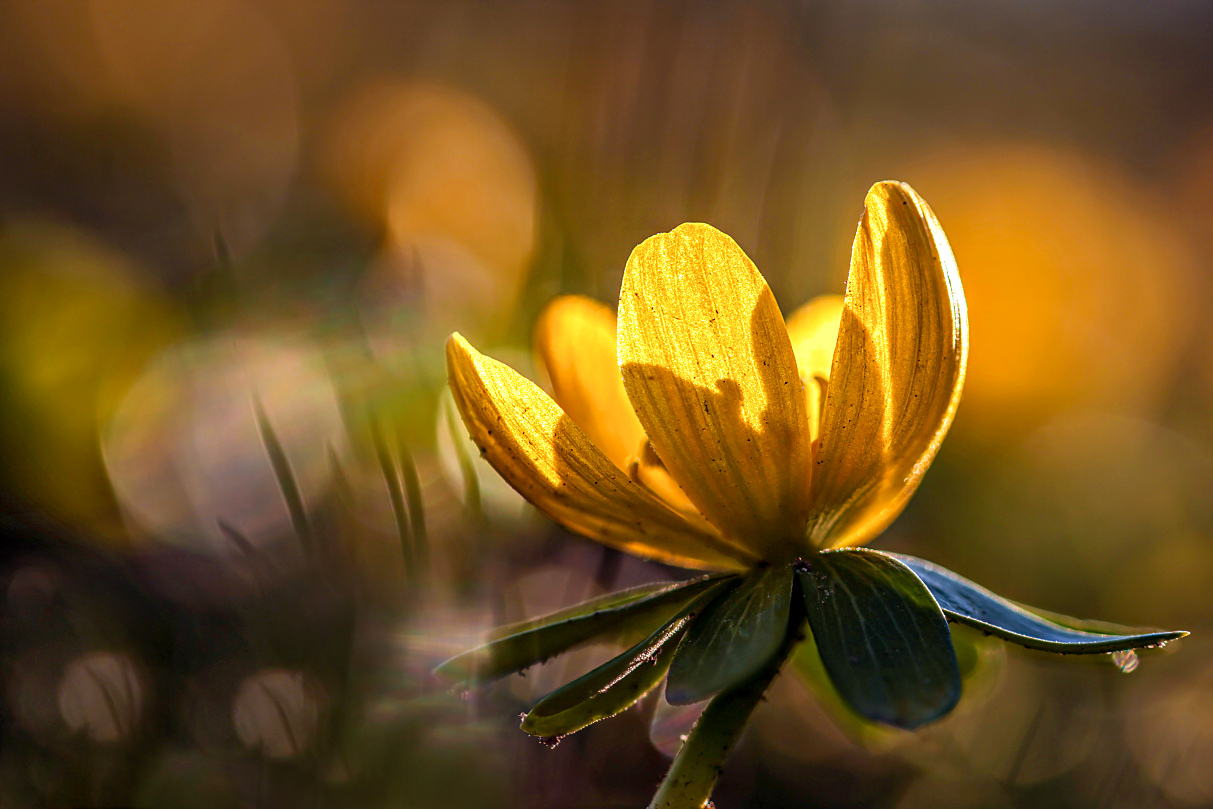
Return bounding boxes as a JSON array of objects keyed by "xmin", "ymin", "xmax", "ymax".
[
  {"xmin": 533, "ymin": 295, "xmax": 645, "ymax": 472},
  {"xmin": 618, "ymin": 223, "xmax": 812, "ymax": 557},
  {"xmin": 446, "ymin": 334, "xmax": 755, "ymax": 570},
  {"xmin": 807, "ymin": 182, "xmax": 968, "ymax": 548},
  {"xmin": 626, "ymin": 439, "xmax": 716, "ymax": 534},
  {"xmin": 785, "ymin": 294, "xmax": 844, "ymax": 441}
]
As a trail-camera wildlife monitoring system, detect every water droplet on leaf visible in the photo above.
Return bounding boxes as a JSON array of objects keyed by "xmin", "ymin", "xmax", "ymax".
[{"xmin": 1111, "ymin": 649, "xmax": 1139, "ymax": 673}]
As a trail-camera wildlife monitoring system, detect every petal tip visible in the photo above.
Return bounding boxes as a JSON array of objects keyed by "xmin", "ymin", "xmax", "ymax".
[
  {"xmin": 643, "ymin": 222, "xmax": 734, "ymax": 251},
  {"xmin": 669, "ymin": 221, "xmax": 722, "ymax": 236},
  {"xmin": 445, "ymin": 332, "xmax": 472, "ymax": 367},
  {"xmin": 533, "ymin": 295, "xmax": 616, "ymax": 360},
  {"xmin": 535, "ymin": 294, "xmax": 608, "ymax": 326},
  {"xmin": 865, "ymin": 180, "xmax": 922, "ymax": 209}
]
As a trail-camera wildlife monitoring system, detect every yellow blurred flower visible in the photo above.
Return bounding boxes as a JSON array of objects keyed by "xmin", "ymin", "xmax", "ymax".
[
  {"xmin": 0, "ymin": 221, "xmax": 184, "ymax": 543},
  {"xmin": 327, "ymin": 81, "xmax": 538, "ymax": 347},
  {"xmin": 446, "ymin": 181, "xmax": 967, "ymax": 569},
  {"xmin": 904, "ymin": 143, "xmax": 1196, "ymax": 432}
]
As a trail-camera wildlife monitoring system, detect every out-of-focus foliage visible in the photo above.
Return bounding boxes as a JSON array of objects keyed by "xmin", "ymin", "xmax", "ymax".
[
  {"xmin": 103, "ymin": 334, "xmax": 346, "ymax": 557},
  {"xmin": 0, "ymin": 222, "xmax": 184, "ymax": 543}
]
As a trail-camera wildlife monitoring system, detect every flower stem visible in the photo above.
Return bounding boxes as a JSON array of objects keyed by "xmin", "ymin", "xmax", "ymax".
[{"xmin": 648, "ymin": 612, "xmax": 802, "ymax": 809}]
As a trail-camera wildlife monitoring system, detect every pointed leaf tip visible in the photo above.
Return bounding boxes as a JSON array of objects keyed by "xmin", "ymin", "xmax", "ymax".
[
  {"xmin": 434, "ymin": 575, "xmax": 730, "ymax": 685},
  {"xmin": 887, "ymin": 552, "xmax": 1188, "ymax": 654},
  {"xmin": 520, "ymin": 581, "xmax": 731, "ymax": 738}
]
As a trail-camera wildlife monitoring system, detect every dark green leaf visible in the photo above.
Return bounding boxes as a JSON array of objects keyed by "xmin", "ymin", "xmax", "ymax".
[
  {"xmin": 888, "ymin": 553, "xmax": 1189, "ymax": 654},
  {"xmin": 788, "ymin": 620, "xmax": 1002, "ymax": 746},
  {"xmin": 483, "ymin": 577, "xmax": 719, "ymax": 640},
  {"xmin": 787, "ymin": 633, "xmax": 904, "ymax": 746},
  {"xmin": 434, "ymin": 575, "xmax": 734, "ymax": 685},
  {"xmin": 521, "ymin": 582, "xmax": 729, "ymax": 737},
  {"xmin": 649, "ymin": 591, "xmax": 801, "ymax": 809},
  {"xmin": 800, "ymin": 549, "xmax": 960, "ymax": 729},
  {"xmin": 789, "ymin": 628, "xmax": 1000, "ymax": 743},
  {"xmin": 666, "ymin": 564, "xmax": 793, "ymax": 706}
]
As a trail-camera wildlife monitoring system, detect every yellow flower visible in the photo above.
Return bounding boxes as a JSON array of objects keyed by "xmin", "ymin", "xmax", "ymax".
[
  {"xmin": 441, "ymin": 181, "xmax": 1183, "ymax": 809},
  {"xmin": 446, "ymin": 181, "xmax": 967, "ymax": 569}
]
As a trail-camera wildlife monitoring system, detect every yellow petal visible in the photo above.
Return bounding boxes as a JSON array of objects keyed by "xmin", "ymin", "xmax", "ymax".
[
  {"xmin": 533, "ymin": 295, "xmax": 645, "ymax": 472},
  {"xmin": 446, "ymin": 334, "xmax": 755, "ymax": 571},
  {"xmin": 807, "ymin": 181, "xmax": 968, "ymax": 548},
  {"xmin": 785, "ymin": 294, "xmax": 844, "ymax": 441},
  {"xmin": 617, "ymin": 223, "xmax": 812, "ymax": 557},
  {"xmin": 534, "ymin": 297, "xmax": 714, "ymax": 528},
  {"xmin": 625, "ymin": 439, "xmax": 715, "ymax": 534}
]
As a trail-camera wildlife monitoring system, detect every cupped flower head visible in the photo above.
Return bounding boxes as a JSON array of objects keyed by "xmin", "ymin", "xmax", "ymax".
[
  {"xmin": 440, "ymin": 183, "xmax": 1185, "ymax": 809},
  {"xmin": 446, "ymin": 181, "xmax": 967, "ymax": 570}
]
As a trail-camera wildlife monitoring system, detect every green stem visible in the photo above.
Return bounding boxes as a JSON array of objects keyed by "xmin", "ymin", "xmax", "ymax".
[
  {"xmin": 395, "ymin": 432, "xmax": 429, "ymax": 578},
  {"xmin": 648, "ymin": 615, "xmax": 802, "ymax": 809},
  {"xmin": 368, "ymin": 410, "xmax": 415, "ymax": 583}
]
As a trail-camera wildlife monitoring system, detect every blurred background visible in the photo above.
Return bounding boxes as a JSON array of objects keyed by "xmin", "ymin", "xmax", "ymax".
[{"xmin": 2, "ymin": 0, "xmax": 1213, "ymax": 806}]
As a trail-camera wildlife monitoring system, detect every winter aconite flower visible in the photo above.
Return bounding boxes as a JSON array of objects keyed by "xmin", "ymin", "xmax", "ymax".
[{"xmin": 439, "ymin": 182, "xmax": 1186, "ymax": 809}]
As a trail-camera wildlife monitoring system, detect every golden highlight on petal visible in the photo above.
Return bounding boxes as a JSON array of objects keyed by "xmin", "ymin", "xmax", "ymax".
[
  {"xmin": 807, "ymin": 181, "xmax": 968, "ymax": 548},
  {"xmin": 617, "ymin": 223, "xmax": 812, "ymax": 558},
  {"xmin": 445, "ymin": 334, "xmax": 755, "ymax": 571},
  {"xmin": 785, "ymin": 294, "xmax": 844, "ymax": 441},
  {"xmin": 533, "ymin": 295, "xmax": 645, "ymax": 472}
]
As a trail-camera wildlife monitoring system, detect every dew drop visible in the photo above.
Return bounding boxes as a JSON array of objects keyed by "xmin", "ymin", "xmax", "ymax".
[{"xmin": 1111, "ymin": 649, "xmax": 1139, "ymax": 673}]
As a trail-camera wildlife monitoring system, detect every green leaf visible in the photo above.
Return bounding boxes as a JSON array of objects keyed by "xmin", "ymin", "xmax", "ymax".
[
  {"xmin": 788, "ymin": 620, "xmax": 1002, "ymax": 747},
  {"xmin": 666, "ymin": 564, "xmax": 794, "ymax": 706},
  {"xmin": 888, "ymin": 553, "xmax": 1189, "ymax": 654},
  {"xmin": 787, "ymin": 632, "xmax": 904, "ymax": 747},
  {"xmin": 950, "ymin": 622, "xmax": 1004, "ymax": 682},
  {"xmin": 649, "ymin": 590, "xmax": 802, "ymax": 809},
  {"xmin": 434, "ymin": 575, "xmax": 734, "ymax": 685},
  {"xmin": 485, "ymin": 576, "xmax": 724, "ymax": 640},
  {"xmin": 800, "ymin": 549, "xmax": 960, "ymax": 729},
  {"xmin": 521, "ymin": 582, "xmax": 730, "ymax": 738}
]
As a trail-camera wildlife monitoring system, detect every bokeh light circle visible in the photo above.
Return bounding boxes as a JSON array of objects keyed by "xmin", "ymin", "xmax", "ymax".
[
  {"xmin": 903, "ymin": 143, "xmax": 1198, "ymax": 433},
  {"xmin": 103, "ymin": 334, "xmax": 347, "ymax": 557}
]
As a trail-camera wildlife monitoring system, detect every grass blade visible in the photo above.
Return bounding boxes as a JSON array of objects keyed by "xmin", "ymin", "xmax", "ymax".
[
  {"xmin": 368, "ymin": 409, "xmax": 415, "ymax": 582},
  {"xmin": 396, "ymin": 432, "xmax": 429, "ymax": 577},
  {"xmin": 254, "ymin": 394, "xmax": 314, "ymax": 559}
]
